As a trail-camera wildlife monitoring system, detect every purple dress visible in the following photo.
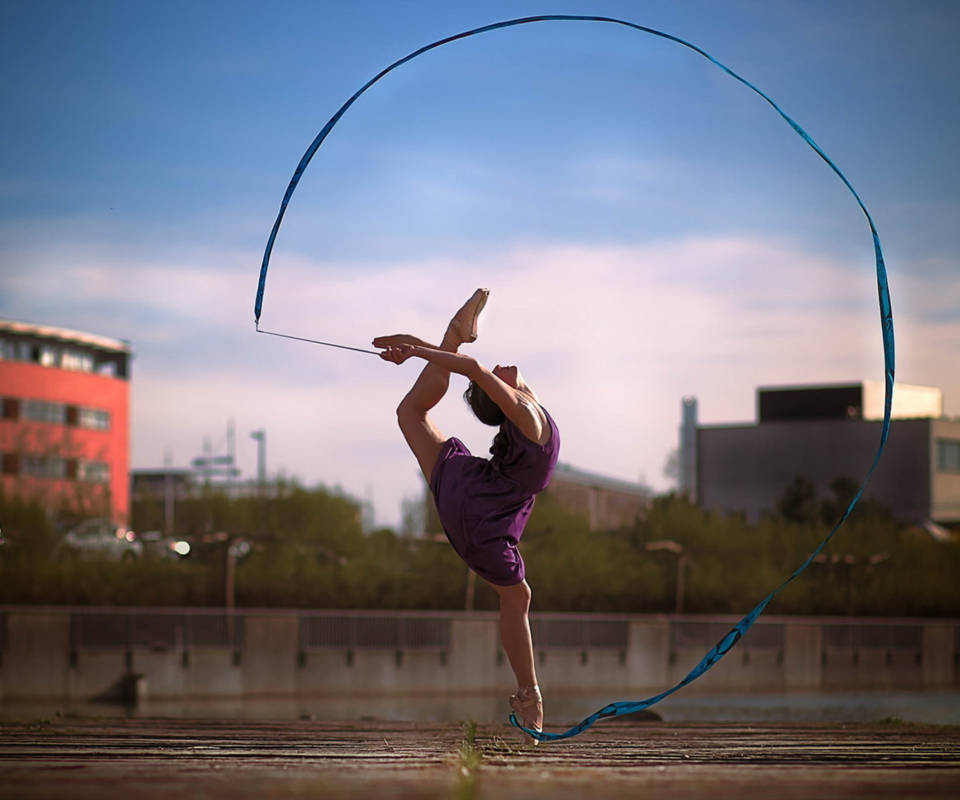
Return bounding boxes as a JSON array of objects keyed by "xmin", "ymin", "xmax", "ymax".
[{"xmin": 429, "ymin": 408, "xmax": 560, "ymax": 586}]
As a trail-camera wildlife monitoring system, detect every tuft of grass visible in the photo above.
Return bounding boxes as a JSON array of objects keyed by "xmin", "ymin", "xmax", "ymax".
[
  {"xmin": 463, "ymin": 719, "xmax": 477, "ymax": 745},
  {"xmin": 455, "ymin": 719, "xmax": 484, "ymax": 799},
  {"xmin": 877, "ymin": 717, "xmax": 905, "ymax": 725},
  {"xmin": 458, "ymin": 719, "xmax": 483, "ymax": 772}
]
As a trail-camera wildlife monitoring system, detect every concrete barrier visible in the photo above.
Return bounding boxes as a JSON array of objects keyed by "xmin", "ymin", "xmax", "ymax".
[
  {"xmin": 0, "ymin": 607, "xmax": 955, "ymax": 701},
  {"xmin": 244, "ymin": 615, "xmax": 298, "ymax": 696},
  {"xmin": 923, "ymin": 624, "xmax": 956, "ymax": 690},
  {"xmin": 784, "ymin": 622, "xmax": 821, "ymax": 690},
  {"xmin": 3, "ymin": 613, "xmax": 71, "ymax": 699},
  {"xmin": 447, "ymin": 614, "xmax": 499, "ymax": 692}
]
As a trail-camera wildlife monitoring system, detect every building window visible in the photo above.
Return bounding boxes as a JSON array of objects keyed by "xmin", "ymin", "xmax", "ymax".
[
  {"xmin": 61, "ymin": 349, "xmax": 94, "ymax": 372},
  {"xmin": 39, "ymin": 345, "xmax": 58, "ymax": 368},
  {"xmin": 22, "ymin": 454, "xmax": 67, "ymax": 479},
  {"xmin": 0, "ymin": 340, "xmax": 103, "ymax": 373},
  {"xmin": 22, "ymin": 400, "xmax": 66, "ymax": 425},
  {"xmin": 937, "ymin": 439, "xmax": 960, "ymax": 474},
  {"xmin": 2, "ymin": 397, "xmax": 109, "ymax": 430},
  {"xmin": 77, "ymin": 460, "xmax": 110, "ymax": 483},
  {"xmin": 1, "ymin": 453, "xmax": 109, "ymax": 483},
  {"xmin": 78, "ymin": 407, "xmax": 111, "ymax": 431},
  {"xmin": 1, "ymin": 397, "xmax": 20, "ymax": 420}
]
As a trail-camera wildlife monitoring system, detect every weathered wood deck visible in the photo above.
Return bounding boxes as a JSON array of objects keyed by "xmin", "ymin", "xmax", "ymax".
[{"xmin": 1, "ymin": 717, "xmax": 958, "ymax": 799}]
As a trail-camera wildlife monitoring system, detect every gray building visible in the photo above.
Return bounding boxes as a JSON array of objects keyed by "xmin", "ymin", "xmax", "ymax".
[
  {"xmin": 683, "ymin": 382, "xmax": 960, "ymax": 527},
  {"xmin": 546, "ymin": 464, "xmax": 652, "ymax": 531}
]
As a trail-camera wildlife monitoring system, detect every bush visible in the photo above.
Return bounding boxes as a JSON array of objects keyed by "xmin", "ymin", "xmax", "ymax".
[{"xmin": 2, "ymin": 484, "xmax": 957, "ymax": 616}]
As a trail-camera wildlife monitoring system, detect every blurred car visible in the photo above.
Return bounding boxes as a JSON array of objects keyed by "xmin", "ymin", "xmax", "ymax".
[
  {"xmin": 140, "ymin": 530, "xmax": 192, "ymax": 560},
  {"xmin": 60, "ymin": 518, "xmax": 143, "ymax": 561}
]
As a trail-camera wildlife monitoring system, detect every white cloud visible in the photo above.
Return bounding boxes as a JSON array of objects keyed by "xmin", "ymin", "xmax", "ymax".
[{"xmin": 3, "ymin": 234, "xmax": 956, "ymax": 527}]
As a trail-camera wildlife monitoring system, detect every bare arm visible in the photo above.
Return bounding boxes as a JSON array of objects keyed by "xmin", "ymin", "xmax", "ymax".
[
  {"xmin": 379, "ymin": 344, "xmax": 549, "ymax": 445},
  {"xmin": 379, "ymin": 343, "xmax": 478, "ymax": 377}
]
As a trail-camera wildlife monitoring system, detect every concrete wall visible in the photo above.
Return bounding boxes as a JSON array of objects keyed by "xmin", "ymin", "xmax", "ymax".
[
  {"xmin": 1, "ymin": 613, "xmax": 72, "ymax": 699},
  {"xmin": 783, "ymin": 622, "xmax": 822, "ymax": 690},
  {"xmin": 243, "ymin": 615, "xmax": 298, "ymax": 695},
  {"xmin": 922, "ymin": 624, "xmax": 955, "ymax": 690},
  {"xmin": 0, "ymin": 608, "xmax": 956, "ymax": 701}
]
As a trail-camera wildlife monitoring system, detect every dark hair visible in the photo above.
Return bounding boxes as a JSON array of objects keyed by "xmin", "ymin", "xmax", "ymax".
[{"xmin": 463, "ymin": 380, "xmax": 508, "ymax": 458}]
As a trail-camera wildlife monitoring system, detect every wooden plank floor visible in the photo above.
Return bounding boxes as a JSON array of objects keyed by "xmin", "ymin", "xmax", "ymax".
[{"xmin": 1, "ymin": 717, "xmax": 958, "ymax": 799}]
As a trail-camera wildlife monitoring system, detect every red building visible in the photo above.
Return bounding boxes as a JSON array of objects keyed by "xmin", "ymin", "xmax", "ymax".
[{"xmin": 0, "ymin": 320, "xmax": 132, "ymax": 523}]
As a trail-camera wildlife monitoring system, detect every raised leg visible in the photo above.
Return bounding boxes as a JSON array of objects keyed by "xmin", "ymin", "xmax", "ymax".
[
  {"xmin": 394, "ymin": 328, "xmax": 461, "ymax": 482},
  {"xmin": 388, "ymin": 289, "xmax": 489, "ymax": 483}
]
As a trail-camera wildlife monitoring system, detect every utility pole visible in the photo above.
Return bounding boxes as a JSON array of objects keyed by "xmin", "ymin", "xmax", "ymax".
[
  {"xmin": 226, "ymin": 541, "xmax": 236, "ymax": 612},
  {"xmin": 250, "ymin": 429, "xmax": 266, "ymax": 537},
  {"xmin": 250, "ymin": 430, "xmax": 266, "ymax": 489},
  {"xmin": 163, "ymin": 449, "xmax": 174, "ymax": 537},
  {"xmin": 227, "ymin": 419, "xmax": 236, "ymax": 496},
  {"xmin": 679, "ymin": 397, "xmax": 698, "ymax": 501}
]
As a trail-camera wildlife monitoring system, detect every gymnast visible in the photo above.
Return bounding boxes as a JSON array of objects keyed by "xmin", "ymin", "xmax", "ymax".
[{"xmin": 373, "ymin": 288, "xmax": 560, "ymax": 740}]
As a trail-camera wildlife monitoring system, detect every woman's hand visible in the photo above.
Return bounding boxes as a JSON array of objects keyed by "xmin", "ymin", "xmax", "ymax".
[
  {"xmin": 378, "ymin": 344, "xmax": 416, "ymax": 364},
  {"xmin": 375, "ymin": 341, "xmax": 482, "ymax": 381}
]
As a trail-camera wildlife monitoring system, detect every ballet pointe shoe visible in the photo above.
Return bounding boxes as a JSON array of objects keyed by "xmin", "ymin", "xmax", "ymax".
[
  {"xmin": 509, "ymin": 685, "xmax": 543, "ymax": 744},
  {"xmin": 371, "ymin": 334, "xmax": 434, "ymax": 349},
  {"xmin": 446, "ymin": 288, "xmax": 489, "ymax": 346}
]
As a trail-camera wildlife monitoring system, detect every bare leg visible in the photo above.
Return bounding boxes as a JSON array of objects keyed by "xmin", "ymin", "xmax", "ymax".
[
  {"xmin": 394, "ymin": 327, "xmax": 461, "ymax": 481},
  {"xmin": 491, "ymin": 579, "xmax": 543, "ymax": 737},
  {"xmin": 386, "ymin": 289, "xmax": 489, "ymax": 482}
]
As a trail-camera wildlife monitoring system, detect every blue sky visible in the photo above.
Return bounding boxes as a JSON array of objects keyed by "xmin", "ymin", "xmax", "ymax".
[{"xmin": 1, "ymin": 0, "xmax": 958, "ymax": 527}]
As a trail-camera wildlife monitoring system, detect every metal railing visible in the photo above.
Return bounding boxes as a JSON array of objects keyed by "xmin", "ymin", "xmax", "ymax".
[
  {"xmin": 298, "ymin": 613, "xmax": 449, "ymax": 650},
  {"xmin": 671, "ymin": 620, "xmax": 785, "ymax": 651},
  {"xmin": 530, "ymin": 617, "xmax": 629, "ymax": 650},
  {"xmin": 821, "ymin": 623, "xmax": 922, "ymax": 652},
  {"xmin": 0, "ymin": 608, "xmax": 952, "ymax": 668},
  {"xmin": 69, "ymin": 609, "xmax": 245, "ymax": 651}
]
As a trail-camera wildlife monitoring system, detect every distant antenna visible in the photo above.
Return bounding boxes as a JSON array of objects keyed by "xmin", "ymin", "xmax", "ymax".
[{"xmin": 192, "ymin": 422, "xmax": 241, "ymax": 484}]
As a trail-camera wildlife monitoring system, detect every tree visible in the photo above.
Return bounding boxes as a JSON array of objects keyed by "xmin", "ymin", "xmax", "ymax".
[{"xmin": 777, "ymin": 476, "xmax": 820, "ymax": 525}]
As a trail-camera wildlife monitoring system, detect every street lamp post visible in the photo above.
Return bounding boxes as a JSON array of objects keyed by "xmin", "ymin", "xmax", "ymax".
[
  {"xmin": 813, "ymin": 551, "xmax": 890, "ymax": 615},
  {"xmin": 225, "ymin": 538, "xmax": 252, "ymax": 611},
  {"xmin": 645, "ymin": 539, "xmax": 688, "ymax": 615}
]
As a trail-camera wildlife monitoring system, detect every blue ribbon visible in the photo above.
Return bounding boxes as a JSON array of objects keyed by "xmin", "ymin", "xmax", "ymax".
[{"xmin": 254, "ymin": 16, "xmax": 895, "ymax": 741}]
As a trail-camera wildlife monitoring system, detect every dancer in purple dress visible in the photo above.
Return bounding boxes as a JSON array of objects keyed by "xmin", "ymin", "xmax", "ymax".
[{"xmin": 374, "ymin": 289, "xmax": 559, "ymax": 738}]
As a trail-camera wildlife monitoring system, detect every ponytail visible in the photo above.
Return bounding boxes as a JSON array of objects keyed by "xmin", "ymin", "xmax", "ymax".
[{"xmin": 463, "ymin": 381, "xmax": 508, "ymax": 458}]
